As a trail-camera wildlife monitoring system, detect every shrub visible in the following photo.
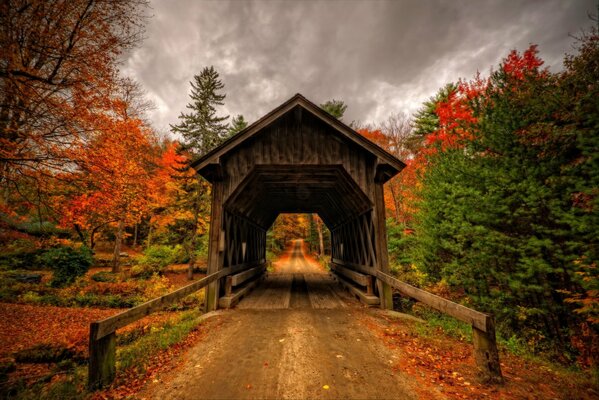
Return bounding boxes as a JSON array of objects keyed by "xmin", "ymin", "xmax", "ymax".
[
  {"xmin": 142, "ymin": 274, "xmax": 174, "ymax": 300},
  {"xmin": 135, "ymin": 245, "xmax": 186, "ymax": 278},
  {"xmin": 172, "ymin": 244, "xmax": 189, "ymax": 264},
  {"xmin": 20, "ymin": 291, "xmax": 43, "ymax": 304},
  {"xmin": 40, "ymin": 247, "xmax": 93, "ymax": 287},
  {"xmin": 90, "ymin": 271, "xmax": 116, "ymax": 282},
  {"xmin": 139, "ymin": 245, "xmax": 176, "ymax": 268},
  {"xmin": 0, "ymin": 249, "xmax": 46, "ymax": 270}
]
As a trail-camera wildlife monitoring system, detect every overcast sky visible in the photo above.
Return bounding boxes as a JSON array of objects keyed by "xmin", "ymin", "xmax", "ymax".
[{"xmin": 123, "ymin": 0, "xmax": 597, "ymax": 134}]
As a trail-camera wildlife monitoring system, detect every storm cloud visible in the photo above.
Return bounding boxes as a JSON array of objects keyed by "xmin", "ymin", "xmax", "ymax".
[{"xmin": 123, "ymin": 0, "xmax": 597, "ymax": 134}]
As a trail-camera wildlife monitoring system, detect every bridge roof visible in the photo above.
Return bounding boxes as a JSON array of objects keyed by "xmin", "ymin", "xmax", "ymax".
[{"xmin": 192, "ymin": 93, "xmax": 405, "ymax": 182}]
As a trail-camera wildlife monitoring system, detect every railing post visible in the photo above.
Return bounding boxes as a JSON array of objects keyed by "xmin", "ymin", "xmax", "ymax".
[
  {"xmin": 472, "ymin": 316, "xmax": 503, "ymax": 384},
  {"xmin": 372, "ymin": 182, "xmax": 393, "ymax": 309},
  {"xmin": 366, "ymin": 275, "xmax": 374, "ymax": 295},
  {"xmin": 225, "ymin": 276, "xmax": 233, "ymax": 296},
  {"xmin": 88, "ymin": 322, "xmax": 116, "ymax": 391}
]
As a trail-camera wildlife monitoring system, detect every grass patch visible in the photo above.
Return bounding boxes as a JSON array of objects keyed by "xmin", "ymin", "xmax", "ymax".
[
  {"xmin": 410, "ymin": 305, "xmax": 473, "ymax": 342},
  {"xmin": 117, "ymin": 308, "xmax": 204, "ymax": 373},
  {"xmin": 1, "ymin": 365, "xmax": 87, "ymax": 400}
]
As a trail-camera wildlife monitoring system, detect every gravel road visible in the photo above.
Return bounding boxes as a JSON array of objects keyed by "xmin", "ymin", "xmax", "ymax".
[{"xmin": 139, "ymin": 240, "xmax": 417, "ymax": 399}]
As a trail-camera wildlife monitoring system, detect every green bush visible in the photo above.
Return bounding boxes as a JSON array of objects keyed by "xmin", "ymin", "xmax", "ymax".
[
  {"xmin": 139, "ymin": 245, "xmax": 176, "ymax": 269},
  {"xmin": 172, "ymin": 244, "xmax": 190, "ymax": 264},
  {"xmin": 40, "ymin": 247, "xmax": 93, "ymax": 287},
  {"xmin": 135, "ymin": 244, "xmax": 190, "ymax": 278},
  {"xmin": 0, "ymin": 249, "xmax": 46, "ymax": 270}
]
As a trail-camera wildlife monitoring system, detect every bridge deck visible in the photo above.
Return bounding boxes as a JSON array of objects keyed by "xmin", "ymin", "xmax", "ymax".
[{"xmin": 236, "ymin": 273, "xmax": 350, "ymax": 310}]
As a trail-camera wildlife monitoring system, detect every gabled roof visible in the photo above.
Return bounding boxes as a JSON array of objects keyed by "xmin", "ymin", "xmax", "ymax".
[{"xmin": 192, "ymin": 93, "xmax": 405, "ymax": 181}]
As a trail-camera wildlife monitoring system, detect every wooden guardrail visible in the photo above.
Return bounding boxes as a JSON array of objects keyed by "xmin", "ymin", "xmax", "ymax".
[
  {"xmin": 376, "ymin": 271, "xmax": 502, "ymax": 383},
  {"xmin": 88, "ymin": 262, "xmax": 264, "ymax": 391},
  {"xmin": 220, "ymin": 264, "xmax": 267, "ymax": 308},
  {"xmin": 331, "ymin": 260, "xmax": 503, "ymax": 383},
  {"xmin": 330, "ymin": 263, "xmax": 379, "ymax": 305}
]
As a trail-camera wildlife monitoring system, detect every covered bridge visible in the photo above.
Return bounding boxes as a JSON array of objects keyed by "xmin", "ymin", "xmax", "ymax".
[{"xmin": 192, "ymin": 93, "xmax": 405, "ymax": 310}]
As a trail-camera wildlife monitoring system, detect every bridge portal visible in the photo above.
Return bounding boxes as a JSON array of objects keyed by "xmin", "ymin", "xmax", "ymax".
[{"xmin": 192, "ymin": 94, "xmax": 405, "ymax": 311}]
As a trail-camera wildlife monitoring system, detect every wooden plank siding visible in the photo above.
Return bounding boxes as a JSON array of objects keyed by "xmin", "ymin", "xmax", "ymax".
[{"xmin": 221, "ymin": 110, "xmax": 376, "ymax": 205}]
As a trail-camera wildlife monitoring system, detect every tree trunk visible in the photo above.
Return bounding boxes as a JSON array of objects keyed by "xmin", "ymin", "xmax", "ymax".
[
  {"xmin": 112, "ymin": 220, "xmax": 124, "ymax": 273},
  {"xmin": 316, "ymin": 218, "xmax": 324, "ymax": 257},
  {"xmin": 133, "ymin": 223, "xmax": 138, "ymax": 247},
  {"xmin": 74, "ymin": 224, "xmax": 87, "ymax": 247}
]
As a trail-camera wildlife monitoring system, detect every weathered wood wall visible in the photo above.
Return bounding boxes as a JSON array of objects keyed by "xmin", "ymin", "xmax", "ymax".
[
  {"xmin": 221, "ymin": 108, "xmax": 376, "ymax": 205},
  {"xmin": 204, "ymin": 104, "xmax": 394, "ymax": 309}
]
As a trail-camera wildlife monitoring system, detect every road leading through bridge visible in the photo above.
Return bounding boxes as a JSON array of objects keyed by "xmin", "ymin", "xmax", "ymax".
[{"xmin": 141, "ymin": 240, "xmax": 418, "ymax": 399}]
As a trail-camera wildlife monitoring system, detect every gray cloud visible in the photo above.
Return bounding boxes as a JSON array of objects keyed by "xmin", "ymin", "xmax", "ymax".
[{"xmin": 122, "ymin": 0, "xmax": 597, "ymax": 134}]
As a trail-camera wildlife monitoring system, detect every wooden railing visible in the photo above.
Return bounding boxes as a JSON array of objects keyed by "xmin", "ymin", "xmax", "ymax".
[
  {"xmin": 88, "ymin": 262, "xmax": 266, "ymax": 390},
  {"xmin": 331, "ymin": 261, "xmax": 503, "ymax": 383}
]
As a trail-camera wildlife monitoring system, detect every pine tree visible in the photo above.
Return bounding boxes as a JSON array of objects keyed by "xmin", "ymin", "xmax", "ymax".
[
  {"xmin": 170, "ymin": 66, "xmax": 229, "ymax": 280},
  {"xmin": 228, "ymin": 114, "xmax": 248, "ymax": 137},
  {"xmin": 320, "ymin": 99, "xmax": 347, "ymax": 120},
  {"xmin": 171, "ymin": 66, "xmax": 229, "ymax": 158},
  {"xmin": 411, "ymin": 41, "xmax": 599, "ymax": 357},
  {"xmin": 412, "ymin": 83, "xmax": 455, "ymax": 137}
]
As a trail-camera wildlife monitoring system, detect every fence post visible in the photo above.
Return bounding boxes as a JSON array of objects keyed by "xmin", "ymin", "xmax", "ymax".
[
  {"xmin": 88, "ymin": 322, "xmax": 116, "ymax": 391},
  {"xmin": 472, "ymin": 316, "xmax": 503, "ymax": 384}
]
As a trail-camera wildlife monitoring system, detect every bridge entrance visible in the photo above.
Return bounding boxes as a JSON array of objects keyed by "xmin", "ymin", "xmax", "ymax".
[{"xmin": 192, "ymin": 94, "xmax": 405, "ymax": 311}]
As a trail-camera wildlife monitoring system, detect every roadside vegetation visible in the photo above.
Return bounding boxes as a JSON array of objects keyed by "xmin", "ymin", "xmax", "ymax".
[{"xmin": 0, "ymin": 0, "xmax": 597, "ymax": 398}]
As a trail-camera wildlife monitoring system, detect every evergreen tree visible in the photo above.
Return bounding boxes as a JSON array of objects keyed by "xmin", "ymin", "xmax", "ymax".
[
  {"xmin": 228, "ymin": 114, "xmax": 248, "ymax": 137},
  {"xmin": 411, "ymin": 39, "xmax": 599, "ymax": 358},
  {"xmin": 170, "ymin": 66, "xmax": 229, "ymax": 280},
  {"xmin": 412, "ymin": 83, "xmax": 455, "ymax": 137},
  {"xmin": 320, "ymin": 99, "xmax": 347, "ymax": 120},
  {"xmin": 171, "ymin": 66, "xmax": 229, "ymax": 158}
]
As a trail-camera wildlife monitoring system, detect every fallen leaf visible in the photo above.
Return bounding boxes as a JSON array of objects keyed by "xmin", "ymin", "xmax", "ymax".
[
  {"xmin": 279, "ymin": 338, "xmax": 285, "ymax": 342},
  {"xmin": 323, "ymin": 385, "xmax": 330, "ymax": 390}
]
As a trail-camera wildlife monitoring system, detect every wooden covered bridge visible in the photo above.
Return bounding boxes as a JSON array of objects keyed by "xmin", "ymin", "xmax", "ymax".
[
  {"xmin": 88, "ymin": 94, "xmax": 503, "ymax": 392},
  {"xmin": 193, "ymin": 93, "xmax": 404, "ymax": 311}
]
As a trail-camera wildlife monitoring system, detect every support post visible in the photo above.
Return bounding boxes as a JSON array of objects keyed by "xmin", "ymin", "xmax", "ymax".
[
  {"xmin": 372, "ymin": 181, "xmax": 393, "ymax": 309},
  {"xmin": 472, "ymin": 317, "xmax": 503, "ymax": 384},
  {"xmin": 205, "ymin": 180, "xmax": 224, "ymax": 312},
  {"xmin": 88, "ymin": 323, "xmax": 116, "ymax": 391},
  {"xmin": 366, "ymin": 275, "xmax": 374, "ymax": 295},
  {"xmin": 225, "ymin": 276, "xmax": 233, "ymax": 296}
]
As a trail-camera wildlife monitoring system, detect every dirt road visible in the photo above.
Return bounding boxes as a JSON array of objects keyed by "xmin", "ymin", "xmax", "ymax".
[{"xmin": 140, "ymin": 240, "xmax": 417, "ymax": 399}]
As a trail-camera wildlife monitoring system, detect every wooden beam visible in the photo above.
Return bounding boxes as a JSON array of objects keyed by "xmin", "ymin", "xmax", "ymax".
[
  {"xmin": 206, "ymin": 180, "xmax": 224, "ymax": 312},
  {"xmin": 88, "ymin": 324, "xmax": 115, "ymax": 391},
  {"xmin": 372, "ymin": 182, "xmax": 393, "ymax": 309},
  {"xmin": 230, "ymin": 265, "xmax": 266, "ymax": 287},
  {"xmin": 93, "ymin": 271, "xmax": 223, "ymax": 340},
  {"xmin": 218, "ymin": 273, "xmax": 266, "ymax": 309},
  {"xmin": 473, "ymin": 318, "xmax": 504, "ymax": 383},
  {"xmin": 335, "ymin": 274, "xmax": 380, "ymax": 306},
  {"xmin": 376, "ymin": 271, "xmax": 490, "ymax": 332},
  {"xmin": 330, "ymin": 263, "xmax": 371, "ymax": 287},
  {"xmin": 331, "ymin": 259, "xmax": 376, "ymax": 276}
]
